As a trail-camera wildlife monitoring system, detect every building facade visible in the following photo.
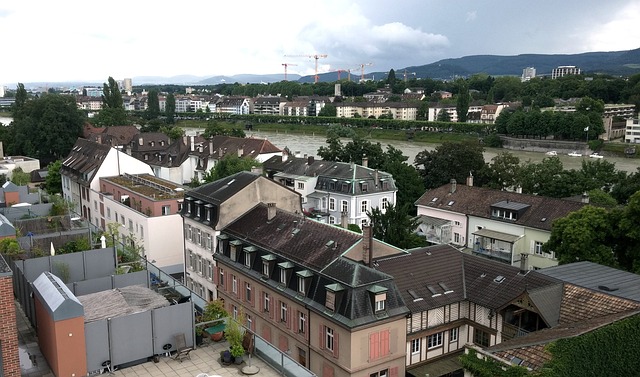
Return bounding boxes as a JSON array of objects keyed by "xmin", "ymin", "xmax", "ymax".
[
  {"xmin": 551, "ymin": 65, "xmax": 581, "ymax": 79},
  {"xmin": 625, "ymin": 118, "xmax": 640, "ymax": 143}
]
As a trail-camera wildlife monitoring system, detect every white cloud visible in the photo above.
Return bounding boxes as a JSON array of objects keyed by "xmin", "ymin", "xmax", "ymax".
[
  {"xmin": 582, "ymin": 2, "xmax": 640, "ymax": 51},
  {"xmin": 466, "ymin": 11, "xmax": 477, "ymax": 22}
]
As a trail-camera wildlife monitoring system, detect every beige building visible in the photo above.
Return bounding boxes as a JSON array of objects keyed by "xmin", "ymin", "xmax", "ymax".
[
  {"xmin": 181, "ymin": 172, "xmax": 301, "ymax": 301},
  {"xmin": 214, "ymin": 203, "xmax": 409, "ymax": 377},
  {"xmin": 335, "ymin": 102, "xmax": 418, "ymax": 120}
]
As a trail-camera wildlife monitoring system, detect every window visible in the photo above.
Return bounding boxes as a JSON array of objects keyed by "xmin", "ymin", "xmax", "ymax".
[
  {"xmin": 263, "ymin": 292, "xmax": 270, "ymax": 312},
  {"xmin": 232, "ymin": 275, "xmax": 237, "ymax": 295},
  {"xmin": 196, "ymin": 229, "xmax": 202, "ymax": 245},
  {"xmin": 206, "ymin": 208, "xmax": 211, "ymax": 221},
  {"xmin": 207, "ymin": 261, "xmax": 213, "ymax": 280},
  {"xmin": 427, "ymin": 332, "xmax": 443, "ymax": 349},
  {"xmin": 298, "ymin": 276, "xmax": 306, "ymax": 295},
  {"xmin": 298, "ymin": 312, "xmax": 306, "ymax": 334},
  {"xmin": 107, "ymin": 207, "xmax": 111, "ymax": 219},
  {"xmin": 196, "ymin": 205, "xmax": 201, "ymax": 218},
  {"xmin": 246, "ymin": 314, "xmax": 252, "ymax": 330},
  {"xmin": 329, "ymin": 198, "xmax": 336, "ymax": 211},
  {"xmin": 121, "ymin": 215, "xmax": 125, "ymax": 225},
  {"xmin": 379, "ymin": 369, "xmax": 388, "ymax": 377},
  {"xmin": 140, "ymin": 225, "xmax": 144, "ymax": 238},
  {"xmin": 411, "ymin": 338, "xmax": 420, "ymax": 354},
  {"xmin": 534, "ymin": 241, "xmax": 544, "ymax": 255},
  {"xmin": 297, "ymin": 182, "xmax": 304, "ymax": 190},
  {"xmin": 454, "ymin": 220, "xmax": 461, "ymax": 226},
  {"xmin": 326, "ymin": 291, "xmax": 336, "ymax": 311},
  {"xmin": 281, "ymin": 302, "xmax": 288, "ymax": 323},
  {"xmin": 362, "ymin": 182, "xmax": 368, "ymax": 192},
  {"xmin": 474, "ymin": 329, "xmax": 490, "ymax": 347},
  {"xmin": 162, "ymin": 205, "xmax": 170, "ymax": 215},
  {"xmin": 375, "ymin": 297, "xmax": 386, "ymax": 312},
  {"xmin": 280, "ymin": 268, "xmax": 288, "ymax": 284},
  {"xmin": 244, "ymin": 252, "xmax": 251, "ymax": 267},
  {"xmin": 326, "ymin": 327, "xmax": 335, "ymax": 351},
  {"xmin": 245, "ymin": 283, "xmax": 252, "ymax": 303},
  {"xmin": 232, "ymin": 305, "xmax": 238, "ymax": 320},
  {"xmin": 328, "ymin": 216, "xmax": 335, "ymax": 225},
  {"xmin": 341, "ymin": 200, "xmax": 348, "ymax": 213},
  {"xmin": 361, "ymin": 200, "xmax": 368, "ymax": 213},
  {"xmin": 128, "ymin": 219, "xmax": 133, "ymax": 232},
  {"xmin": 454, "ymin": 233, "xmax": 461, "ymax": 243},
  {"xmin": 186, "ymin": 225, "xmax": 192, "ymax": 241},
  {"xmin": 219, "ymin": 268, "xmax": 225, "ymax": 288},
  {"xmin": 262, "ymin": 262, "xmax": 270, "ymax": 276},
  {"xmin": 381, "ymin": 197, "xmax": 389, "ymax": 209},
  {"xmin": 450, "ymin": 327, "xmax": 458, "ymax": 342},
  {"xmin": 197, "ymin": 255, "xmax": 203, "ymax": 274},
  {"xmin": 361, "ymin": 219, "xmax": 368, "ymax": 228},
  {"xmin": 188, "ymin": 250, "xmax": 194, "ymax": 270},
  {"xmin": 205, "ymin": 233, "xmax": 212, "ymax": 250}
]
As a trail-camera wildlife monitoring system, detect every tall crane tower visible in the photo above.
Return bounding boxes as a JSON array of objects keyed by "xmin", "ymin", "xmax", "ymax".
[
  {"xmin": 402, "ymin": 69, "xmax": 416, "ymax": 82},
  {"xmin": 284, "ymin": 54, "xmax": 328, "ymax": 83},
  {"xmin": 357, "ymin": 63, "xmax": 373, "ymax": 82},
  {"xmin": 281, "ymin": 63, "xmax": 298, "ymax": 81}
]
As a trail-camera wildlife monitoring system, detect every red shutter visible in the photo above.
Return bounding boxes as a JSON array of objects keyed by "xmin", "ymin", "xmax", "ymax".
[
  {"xmin": 269, "ymin": 296, "xmax": 274, "ymax": 319},
  {"xmin": 369, "ymin": 332, "xmax": 380, "ymax": 361},
  {"xmin": 333, "ymin": 331, "xmax": 339, "ymax": 358},
  {"xmin": 213, "ymin": 266, "xmax": 219, "ymax": 285},
  {"xmin": 319, "ymin": 324, "xmax": 325, "ymax": 349},
  {"xmin": 380, "ymin": 329, "xmax": 390, "ymax": 357},
  {"xmin": 250, "ymin": 286, "xmax": 255, "ymax": 307},
  {"xmin": 286, "ymin": 305, "xmax": 291, "ymax": 329},
  {"xmin": 389, "ymin": 367, "xmax": 398, "ymax": 377},
  {"xmin": 279, "ymin": 334, "xmax": 288, "ymax": 351},
  {"xmin": 322, "ymin": 364, "xmax": 334, "ymax": 377},
  {"xmin": 293, "ymin": 310, "xmax": 299, "ymax": 333},
  {"xmin": 225, "ymin": 272, "xmax": 230, "ymax": 292},
  {"xmin": 304, "ymin": 314, "xmax": 309, "ymax": 341}
]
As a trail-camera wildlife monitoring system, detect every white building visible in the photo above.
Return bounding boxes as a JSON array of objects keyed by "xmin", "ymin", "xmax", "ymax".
[
  {"xmin": 521, "ymin": 67, "xmax": 536, "ymax": 82},
  {"xmin": 551, "ymin": 65, "xmax": 581, "ymax": 79},
  {"xmin": 625, "ymin": 118, "xmax": 640, "ymax": 143}
]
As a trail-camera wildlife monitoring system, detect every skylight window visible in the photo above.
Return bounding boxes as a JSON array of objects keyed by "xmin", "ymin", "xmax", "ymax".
[
  {"xmin": 431, "ymin": 197, "xmax": 438, "ymax": 202},
  {"xmin": 427, "ymin": 285, "xmax": 441, "ymax": 297},
  {"xmin": 447, "ymin": 201, "xmax": 455, "ymax": 206},
  {"xmin": 494, "ymin": 275, "xmax": 506, "ymax": 283},
  {"xmin": 408, "ymin": 289, "xmax": 423, "ymax": 302}
]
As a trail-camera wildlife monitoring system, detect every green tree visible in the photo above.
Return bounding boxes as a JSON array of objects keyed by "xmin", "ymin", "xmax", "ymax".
[
  {"xmin": 611, "ymin": 168, "xmax": 640, "ymax": 204},
  {"xmin": 9, "ymin": 167, "xmax": 29, "ymax": 186},
  {"xmin": 586, "ymin": 189, "xmax": 617, "ymax": 208},
  {"xmin": 417, "ymin": 100, "xmax": 429, "ymax": 120},
  {"xmin": 160, "ymin": 126, "xmax": 185, "ymax": 140},
  {"xmin": 146, "ymin": 89, "xmax": 160, "ymax": 120},
  {"xmin": 165, "ymin": 93, "xmax": 176, "ymax": 124},
  {"xmin": 436, "ymin": 109, "xmax": 451, "ymax": 122},
  {"xmin": 485, "ymin": 152, "xmax": 521, "ymax": 190},
  {"xmin": 102, "ymin": 76, "xmax": 123, "ymax": 109},
  {"xmin": 543, "ymin": 205, "xmax": 617, "ymax": 267},
  {"xmin": 367, "ymin": 204, "xmax": 426, "ymax": 249},
  {"xmin": 381, "ymin": 160, "xmax": 424, "ymax": 214},
  {"xmin": 203, "ymin": 154, "xmax": 260, "ymax": 183},
  {"xmin": 11, "ymin": 94, "xmax": 85, "ymax": 162},
  {"xmin": 386, "ymin": 69, "xmax": 396, "ymax": 86},
  {"xmin": 12, "ymin": 83, "xmax": 28, "ymax": 119},
  {"xmin": 414, "ymin": 142, "xmax": 485, "ymax": 189},
  {"xmin": 615, "ymin": 191, "xmax": 640, "ymax": 272},
  {"xmin": 456, "ymin": 80, "xmax": 470, "ymax": 123},
  {"xmin": 318, "ymin": 104, "xmax": 336, "ymax": 117},
  {"xmin": 518, "ymin": 157, "xmax": 578, "ymax": 198},
  {"xmin": 44, "ymin": 160, "xmax": 63, "ymax": 194}
]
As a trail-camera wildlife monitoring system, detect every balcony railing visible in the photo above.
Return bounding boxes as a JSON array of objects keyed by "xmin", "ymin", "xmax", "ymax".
[
  {"xmin": 472, "ymin": 246, "xmax": 512, "ymax": 263},
  {"xmin": 502, "ymin": 323, "xmax": 530, "ymax": 340}
]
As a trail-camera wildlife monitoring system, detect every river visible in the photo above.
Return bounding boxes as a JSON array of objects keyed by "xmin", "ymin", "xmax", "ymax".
[{"xmin": 185, "ymin": 128, "xmax": 640, "ymax": 174}]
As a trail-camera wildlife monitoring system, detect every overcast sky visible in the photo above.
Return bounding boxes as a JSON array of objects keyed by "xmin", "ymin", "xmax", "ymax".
[{"xmin": 2, "ymin": 0, "xmax": 639, "ymax": 85}]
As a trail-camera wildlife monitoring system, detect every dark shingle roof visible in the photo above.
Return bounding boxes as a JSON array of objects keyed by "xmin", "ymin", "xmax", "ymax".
[
  {"xmin": 415, "ymin": 184, "xmax": 585, "ymax": 231},
  {"xmin": 186, "ymin": 171, "xmax": 261, "ymax": 204},
  {"xmin": 375, "ymin": 244, "xmax": 561, "ymax": 313},
  {"xmin": 539, "ymin": 261, "xmax": 640, "ymax": 303},
  {"xmin": 61, "ymin": 138, "xmax": 111, "ymax": 182}
]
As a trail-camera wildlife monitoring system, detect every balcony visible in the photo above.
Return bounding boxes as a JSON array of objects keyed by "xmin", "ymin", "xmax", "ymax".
[
  {"xmin": 502, "ymin": 323, "xmax": 530, "ymax": 341},
  {"xmin": 472, "ymin": 245, "xmax": 512, "ymax": 263}
]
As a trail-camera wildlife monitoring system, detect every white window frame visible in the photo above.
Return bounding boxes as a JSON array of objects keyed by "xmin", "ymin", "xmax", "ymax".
[
  {"xmin": 232, "ymin": 275, "xmax": 237, "ymax": 294},
  {"xmin": 329, "ymin": 198, "xmax": 336, "ymax": 211},
  {"xmin": 281, "ymin": 302, "xmax": 288, "ymax": 323},
  {"xmin": 341, "ymin": 200, "xmax": 348, "ymax": 213},
  {"xmin": 411, "ymin": 338, "xmax": 420, "ymax": 354},
  {"xmin": 450, "ymin": 327, "xmax": 458, "ymax": 342},
  {"xmin": 298, "ymin": 276, "xmax": 306, "ymax": 295},
  {"xmin": 326, "ymin": 326, "xmax": 334, "ymax": 351},
  {"xmin": 375, "ymin": 298, "xmax": 386, "ymax": 312},
  {"xmin": 534, "ymin": 241, "xmax": 544, "ymax": 255},
  {"xmin": 263, "ymin": 292, "xmax": 270, "ymax": 312},
  {"xmin": 244, "ymin": 252, "xmax": 251, "ymax": 267},
  {"xmin": 428, "ymin": 332, "xmax": 443, "ymax": 349},
  {"xmin": 298, "ymin": 312, "xmax": 306, "ymax": 334},
  {"xmin": 361, "ymin": 200, "xmax": 368, "ymax": 214},
  {"xmin": 245, "ymin": 282, "xmax": 251, "ymax": 302}
]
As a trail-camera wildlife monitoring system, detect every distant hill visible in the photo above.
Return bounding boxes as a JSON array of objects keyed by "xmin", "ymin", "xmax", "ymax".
[
  {"xmin": 197, "ymin": 73, "xmax": 300, "ymax": 85},
  {"xmin": 303, "ymin": 47, "xmax": 640, "ymax": 82}
]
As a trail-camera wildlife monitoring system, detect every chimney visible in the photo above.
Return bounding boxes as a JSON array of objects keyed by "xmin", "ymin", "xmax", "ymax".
[
  {"xmin": 308, "ymin": 156, "xmax": 314, "ymax": 165},
  {"xmin": 209, "ymin": 139, "xmax": 214, "ymax": 155},
  {"xmin": 520, "ymin": 253, "xmax": 529, "ymax": 274},
  {"xmin": 362, "ymin": 156, "xmax": 368, "ymax": 168},
  {"xmin": 581, "ymin": 192, "xmax": 590, "ymax": 204},
  {"xmin": 303, "ymin": 154, "xmax": 308, "ymax": 160},
  {"xmin": 374, "ymin": 169, "xmax": 379, "ymax": 187},
  {"xmin": 340, "ymin": 211, "xmax": 349, "ymax": 228},
  {"xmin": 267, "ymin": 202, "xmax": 277, "ymax": 221},
  {"xmin": 238, "ymin": 148, "xmax": 244, "ymax": 157},
  {"xmin": 466, "ymin": 172, "xmax": 474, "ymax": 187},
  {"xmin": 138, "ymin": 137, "xmax": 143, "ymax": 146},
  {"xmin": 190, "ymin": 136, "xmax": 195, "ymax": 151},
  {"xmin": 0, "ymin": 141, "xmax": 3, "ymax": 158},
  {"xmin": 183, "ymin": 136, "xmax": 187, "ymax": 146},
  {"xmin": 362, "ymin": 224, "xmax": 374, "ymax": 267},
  {"xmin": 96, "ymin": 134, "xmax": 102, "ymax": 144},
  {"xmin": 450, "ymin": 179, "xmax": 457, "ymax": 194},
  {"xmin": 282, "ymin": 150, "xmax": 288, "ymax": 162},
  {"xmin": 125, "ymin": 145, "xmax": 132, "ymax": 155}
]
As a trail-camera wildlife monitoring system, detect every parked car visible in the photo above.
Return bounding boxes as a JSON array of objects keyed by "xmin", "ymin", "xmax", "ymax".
[{"xmin": 589, "ymin": 152, "xmax": 604, "ymax": 159}]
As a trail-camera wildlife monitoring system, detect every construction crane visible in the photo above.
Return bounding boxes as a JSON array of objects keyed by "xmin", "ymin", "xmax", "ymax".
[
  {"xmin": 281, "ymin": 63, "xmax": 298, "ymax": 81},
  {"xmin": 356, "ymin": 63, "xmax": 373, "ymax": 82},
  {"xmin": 284, "ymin": 54, "xmax": 328, "ymax": 83},
  {"xmin": 336, "ymin": 68, "xmax": 352, "ymax": 81},
  {"xmin": 402, "ymin": 69, "xmax": 417, "ymax": 83}
]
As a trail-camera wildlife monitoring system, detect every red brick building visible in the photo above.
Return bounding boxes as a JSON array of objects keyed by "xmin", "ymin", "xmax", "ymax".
[{"xmin": 0, "ymin": 254, "xmax": 19, "ymax": 376}]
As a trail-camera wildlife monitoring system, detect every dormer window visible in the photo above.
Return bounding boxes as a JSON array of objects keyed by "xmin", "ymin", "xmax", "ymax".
[
  {"xmin": 278, "ymin": 261, "xmax": 294, "ymax": 286},
  {"xmin": 194, "ymin": 200, "xmax": 202, "ymax": 218},
  {"xmin": 243, "ymin": 246, "xmax": 256, "ymax": 268},
  {"xmin": 368, "ymin": 285, "xmax": 388, "ymax": 313},
  {"xmin": 216, "ymin": 234, "xmax": 229, "ymax": 254},
  {"xmin": 361, "ymin": 182, "xmax": 368, "ymax": 192},
  {"xmin": 261, "ymin": 254, "xmax": 276, "ymax": 277},
  {"xmin": 229, "ymin": 240, "xmax": 242, "ymax": 262},
  {"xmin": 296, "ymin": 270, "xmax": 313, "ymax": 296},
  {"xmin": 325, "ymin": 283, "xmax": 344, "ymax": 312}
]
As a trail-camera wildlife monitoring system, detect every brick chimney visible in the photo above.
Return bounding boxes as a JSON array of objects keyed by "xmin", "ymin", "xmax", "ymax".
[
  {"xmin": 190, "ymin": 136, "xmax": 195, "ymax": 151},
  {"xmin": 520, "ymin": 253, "xmax": 529, "ymax": 274},
  {"xmin": 139, "ymin": 137, "xmax": 144, "ymax": 146},
  {"xmin": 238, "ymin": 148, "xmax": 244, "ymax": 157},
  {"xmin": 362, "ymin": 156, "xmax": 368, "ymax": 168},
  {"xmin": 450, "ymin": 179, "xmax": 457, "ymax": 194},
  {"xmin": 374, "ymin": 169, "xmax": 379, "ymax": 187},
  {"xmin": 282, "ymin": 150, "xmax": 288, "ymax": 162},
  {"xmin": 341, "ymin": 211, "xmax": 349, "ymax": 228},
  {"xmin": 362, "ymin": 223, "xmax": 373, "ymax": 267},
  {"xmin": 581, "ymin": 192, "xmax": 590, "ymax": 204},
  {"xmin": 267, "ymin": 203, "xmax": 277, "ymax": 221},
  {"xmin": 209, "ymin": 139, "xmax": 214, "ymax": 155}
]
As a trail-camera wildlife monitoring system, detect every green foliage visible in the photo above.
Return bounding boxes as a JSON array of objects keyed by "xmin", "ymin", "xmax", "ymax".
[
  {"xmin": 10, "ymin": 167, "xmax": 29, "ymax": 186},
  {"xmin": 483, "ymin": 133, "xmax": 503, "ymax": 148},
  {"xmin": 11, "ymin": 93, "xmax": 85, "ymax": 161},
  {"xmin": 160, "ymin": 125, "xmax": 184, "ymax": 140},
  {"xmin": 165, "ymin": 93, "xmax": 176, "ymax": 124},
  {"xmin": 58, "ymin": 238, "xmax": 91, "ymax": 254},
  {"xmin": 539, "ymin": 314, "xmax": 640, "ymax": 377},
  {"xmin": 146, "ymin": 89, "xmax": 160, "ymax": 120},
  {"xmin": 203, "ymin": 154, "xmax": 260, "ymax": 183},
  {"xmin": 226, "ymin": 310, "xmax": 246, "ymax": 357},
  {"xmin": 381, "ymin": 159, "xmax": 424, "ymax": 214},
  {"xmin": 318, "ymin": 104, "xmax": 337, "ymax": 117},
  {"xmin": 93, "ymin": 107, "xmax": 128, "ymax": 126},
  {"xmin": 459, "ymin": 349, "xmax": 530, "ymax": 377},
  {"xmin": 49, "ymin": 196, "xmax": 73, "ymax": 216},
  {"xmin": 347, "ymin": 224, "xmax": 362, "ymax": 233},
  {"xmin": 52, "ymin": 261, "xmax": 71, "ymax": 283},
  {"xmin": 414, "ymin": 141, "xmax": 485, "ymax": 189},
  {"xmin": 456, "ymin": 79, "xmax": 471, "ymax": 123},
  {"xmin": 485, "ymin": 152, "xmax": 521, "ymax": 190},
  {"xmin": 12, "ymin": 83, "xmax": 28, "ymax": 119},
  {"xmin": 44, "ymin": 160, "xmax": 62, "ymax": 194},
  {"xmin": 0, "ymin": 238, "xmax": 21, "ymax": 255},
  {"xmin": 368, "ymin": 204, "xmax": 426, "ymax": 249},
  {"xmin": 436, "ymin": 109, "xmax": 451, "ymax": 122},
  {"xmin": 203, "ymin": 299, "xmax": 228, "ymax": 322},
  {"xmin": 202, "ymin": 121, "xmax": 246, "ymax": 138},
  {"xmin": 0, "ymin": 174, "xmax": 6, "ymax": 186},
  {"xmin": 102, "ymin": 76, "xmax": 123, "ymax": 109},
  {"xmin": 586, "ymin": 189, "xmax": 617, "ymax": 207}
]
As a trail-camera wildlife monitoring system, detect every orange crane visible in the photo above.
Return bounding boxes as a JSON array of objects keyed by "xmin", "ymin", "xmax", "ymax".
[
  {"xmin": 284, "ymin": 54, "xmax": 328, "ymax": 83},
  {"xmin": 355, "ymin": 63, "xmax": 373, "ymax": 82},
  {"xmin": 336, "ymin": 68, "xmax": 352, "ymax": 81},
  {"xmin": 281, "ymin": 63, "xmax": 298, "ymax": 81}
]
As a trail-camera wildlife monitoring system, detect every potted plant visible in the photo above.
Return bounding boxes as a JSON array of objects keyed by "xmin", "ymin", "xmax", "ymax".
[
  {"xmin": 225, "ymin": 309, "xmax": 246, "ymax": 364},
  {"xmin": 221, "ymin": 349, "xmax": 232, "ymax": 364},
  {"xmin": 203, "ymin": 299, "xmax": 228, "ymax": 341},
  {"xmin": 230, "ymin": 344, "xmax": 245, "ymax": 364}
]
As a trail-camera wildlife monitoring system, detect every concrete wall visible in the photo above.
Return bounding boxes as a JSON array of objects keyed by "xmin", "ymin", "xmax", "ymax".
[{"xmin": 499, "ymin": 136, "xmax": 588, "ymax": 154}]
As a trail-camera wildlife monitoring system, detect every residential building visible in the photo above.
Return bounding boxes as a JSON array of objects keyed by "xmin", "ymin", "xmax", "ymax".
[
  {"xmin": 252, "ymin": 96, "xmax": 286, "ymax": 115},
  {"xmin": 214, "ymin": 203, "xmax": 409, "ymax": 377},
  {"xmin": 0, "ymin": 181, "xmax": 40, "ymax": 207},
  {"xmin": 76, "ymin": 96, "xmax": 103, "ymax": 111},
  {"xmin": 175, "ymin": 96, "xmax": 191, "ymax": 113},
  {"xmin": 480, "ymin": 104, "xmax": 507, "ymax": 124},
  {"xmin": 427, "ymin": 107, "xmax": 457, "ymax": 122},
  {"xmin": 551, "ymin": 65, "xmax": 581, "ymax": 79},
  {"xmin": 0, "ymin": 213, "xmax": 16, "ymax": 240},
  {"xmin": 0, "ymin": 155, "xmax": 41, "ymax": 179},
  {"xmin": 85, "ymin": 126, "xmax": 140, "ymax": 149},
  {"xmin": 216, "ymin": 97, "xmax": 250, "ymax": 115},
  {"xmin": 625, "ymin": 118, "xmax": 640, "ymax": 143},
  {"xmin": 433, "ymin": 91, "xmax": 452, "ymax": 99},
  {"xmin": 335, "ymin": 102, "xmax": 418, "ymax": 120},
  {"xmin": 0, "ymin": 254, "xmax": 19, "ymax": 377},
  {"xmin": 61, "ymin": 138, "xmax": 153, "ymax": 225},
  {"xmin": 414, "ymin": 180, "xmax": 585, "ymax": 269},
  {"xmin": 521, "ymin": 67, "xmax": 536, "ymax": 82},
  {"xmin": 263, "ymin": 155, "xmax": 397, "ymax": 227},
  {"xmin": 181, "ymin": 172, "xmax": 301, "ymax": 301},
  {"xmin": 97, "ymin": 173, "xmax": 186, "ymax": 273},
  {"xmin": 375, "ymin": 244, "xmax": 561, "ymax": 377},
  {"xmin": 127, "ymin": 133, "xmax": 191, "ymax": 185},
  {"xmin": 283, "ymin": 100, "xmax": 310, "ymax": 117}
]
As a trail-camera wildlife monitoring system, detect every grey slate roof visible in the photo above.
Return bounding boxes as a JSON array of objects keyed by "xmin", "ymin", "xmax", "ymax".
[
  {"xmin": 374, "ymin": 244, "xmax": 561, "ymax": 313},
  {"xmin": 61, "ymin": 138, "xmax": 111, "ymax": 183},
  {"xmin": 539, "ymin": 261, "xmax": 640, "ymax": 303},
  {"xmin": 415, "ymin": 184, "xmax": 585, "ymax": 231},
  {"xmin": 184, "ymin": 171, "xmax": 261, "ymax": 204}
]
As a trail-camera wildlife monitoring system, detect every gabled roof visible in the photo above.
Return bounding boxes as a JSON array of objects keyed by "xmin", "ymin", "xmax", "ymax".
[
  {"xmin": 374, "ymin": 244, "xmax": 561, "ymax": 313},
  {"xmin": 415, "ymin": 184, "xmax": 585, "ymax": 231},
  {"xmin": 189, "ymin": 136, "xmax": 281, "ymax": 163},
  {"xmin": 186, "ymin": 171, "xmax": 261, "ymax": 204},
  {"xmin": 253, "ymin": 96, "xmax": 286, "ymax": 105},
  {"xmin": 539, "ymin": 261, "xmax": 640, "ymax": 303},
  {"xmin": 61, "ymin": 138, "xmax": 111, "ymax": 182},
  {"xmin": 130, "ymin": 133, "xmax": 189, "ymax": 168},
  {"xmin": 87, "ymin": 126, "xmax": 140, "ymax": 147},
  {"xmin": 557, "ymin": 284, "xmax": 640, "ymax": 323}
]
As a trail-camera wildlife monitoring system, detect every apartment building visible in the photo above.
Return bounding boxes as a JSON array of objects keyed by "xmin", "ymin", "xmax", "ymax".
[
  {"xmin": 214, "ymin": 203, "xmax": 409, "ymax": 377},
  {"xmin": 625, "ymin": 118, "xmax": 640, "ymax": 143},
  {"xmin": 97, "ymin": 173, "xmax": 186, "ymax": 273},
  {"xmin": 335, "ymin": 102, "xmax": 418, "ymax": 120},
  {"xmin": 551, "ymin": 65, "xmax": 581, "ymax": 79},
  {"xmin": 252, "ymin": 96, "xmax": 286, "ymax": 115},
  {"xmin": 181, "ymin": 172, "xmax": 301, "ymax": 301}
]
